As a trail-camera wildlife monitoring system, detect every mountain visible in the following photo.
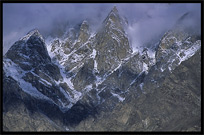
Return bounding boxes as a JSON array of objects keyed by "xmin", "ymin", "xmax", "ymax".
[{"xmin": 3, "ymin": 7, "xmax": 201, "ymax": 131}]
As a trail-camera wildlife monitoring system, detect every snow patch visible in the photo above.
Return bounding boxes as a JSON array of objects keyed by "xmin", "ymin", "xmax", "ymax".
[
  {"xmin": 65, "ymin": 127, "xmax": 69, "ymax": 131},
  {"xmin": 139, "ymin": 83, "xmax": 146, "ymax": 94},
  {"xmin": 143, "ymin": 63, "xmax": 148, "ymax": 73},
  {"xmin": 95, "ymin": 75, "xmax": 103, "ymax": 88},
  {"xmin": 72, "ymin": 90, "xmax": 82, "ymax": 102},
  {"xmin": 178, "ymin": 40, "xmax": 201, "ymax": 65},
  {"xmin": 84, "ymin": 84, "xmax": 93, "ymax": 92},
  {"xmin": 71, "ymin": 53, "xmax": 84, "ymax": 63},
  {"xmin": 167, "ymin": 40, "xmax": 201, "ymax": 72},
  {"xmin": 111, "ymin": 33, "xmax": 120, "ymax": 45},
  {"xmin": 111, "ymin": 92, "xmax": 125, "ymax": 102},
  {"xmin": 90, "ymin": 49, "xmax": 97, "ymax": 59},
  {"xmin": 94, "ymin": 59, "xmax": 98, "ymax": 72},
  {"xmin": 160, "ymin": 66, "xmax": 165, "ymax": 72},
  {"xmin": 39, "ymin": 79, "xmax": 52, "ymax": 86},
  {"xmin": 54, "ymin": 62, "xmax": 83, "ymax": 103}
]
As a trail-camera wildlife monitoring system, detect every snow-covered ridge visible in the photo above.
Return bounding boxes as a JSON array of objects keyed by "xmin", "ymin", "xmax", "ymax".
[
  {"xmin": 159, "ymin": 36, "xmax": 201, "ymax": 72},
  {"xmin": 177, "ymin": 40, "xmax": 201, "ymax": 65}
]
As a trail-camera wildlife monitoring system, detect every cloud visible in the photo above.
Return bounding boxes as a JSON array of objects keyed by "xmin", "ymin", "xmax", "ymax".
[
  {"xmin": 123, "ymin": 3, "xmax": 201, "ymax": 51},
  {"xmin": 3, "ymin": 3, "xmax": 201, "ymax": 54}
]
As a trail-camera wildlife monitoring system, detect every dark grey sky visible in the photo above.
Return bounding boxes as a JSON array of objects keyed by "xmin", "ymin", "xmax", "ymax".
[{"xmin": 3, "ymin": 3, "xmax": 201, "ymax": 54}]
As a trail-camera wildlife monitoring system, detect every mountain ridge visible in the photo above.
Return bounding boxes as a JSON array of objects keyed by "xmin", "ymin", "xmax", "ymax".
[{"xmin": 3, "ymin": 6, "xmax": 201, "ymax": 131}]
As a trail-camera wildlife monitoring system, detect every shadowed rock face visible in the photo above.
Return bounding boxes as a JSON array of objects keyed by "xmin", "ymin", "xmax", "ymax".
[
  {"xmin": 3, "ymin": 7, "xmax": 201, "ymax": 132},
  {"xmin": 3, "ymin": 71, "xmax": 63, "ymax": 131},
  {"xmin": 3, "ymin": 30, "xmax": 74, "ymax": 109},
  {"xmin": 5, "ymin": 30, "xmax": 50, "ymax": 71}
]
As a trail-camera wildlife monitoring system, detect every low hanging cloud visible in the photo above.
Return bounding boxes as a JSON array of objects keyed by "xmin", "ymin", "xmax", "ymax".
[
  {"xmin": 121, "ymin": 3, "xmax": 201, "ymax": 51},
  {"xmin": 3, "ymin": 3, "xmax": 201, "ymax": 54}
]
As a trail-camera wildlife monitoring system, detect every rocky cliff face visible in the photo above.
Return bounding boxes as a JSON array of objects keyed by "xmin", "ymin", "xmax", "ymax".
[
  {"xmin": 3, "ymin": 30, "xmax": 81, "ymax": 112},
  {"xmin": 73, "ymin": 49, "xmax": 201, "ymax": 131},
  {"xmin": 94, "ymin": 6, "xmax": 132, "ymax": 75},
  {"xmin": 155, "ymin": 12, "xmax": 201, "ymax": 73},
  {"xmin": 3, "ymin": 7, "xmax": 201, "ymax": 132}
]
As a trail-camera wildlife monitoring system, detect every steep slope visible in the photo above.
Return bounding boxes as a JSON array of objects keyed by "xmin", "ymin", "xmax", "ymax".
[
  {"xmin": 3, "ymin": 29, "xmax": 83, "ymax": 113},
  {"xmin": 73, "ymin": 47, "xmax": 201, "ymax": 132},
  {"xmin": 65, "ymin": 7, "xmax": 151, "ymax": 115},
  {"xmin": 155, "ymin": 12, "xmax": 201, "ymax": 73},
  {"xmin": 46, "ymin": 6, "xmax": 138, "ymax": 105},
  {"xmin": 71, "ymin": 11, "xmax": 201, "ymax": 131},
  {"xmin": 48, "ymin": 20, "xmax": 94, "ymax": 73},
  {"xmin": 94, "ymin": 6, "xmax": 132, "ymax": 75}
]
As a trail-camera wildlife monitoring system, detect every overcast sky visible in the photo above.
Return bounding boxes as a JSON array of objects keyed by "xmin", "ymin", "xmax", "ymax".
[{"xmin": 3, "ymin": 3, "xmax": 201, "ymax": 54}]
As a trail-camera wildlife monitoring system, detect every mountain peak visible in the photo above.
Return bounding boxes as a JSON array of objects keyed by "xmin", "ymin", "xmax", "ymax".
[
  {"xmin": 103, "ymin": 6, "xmax": 121, "ymax": 24},
  {"xmin": 80, "ymin": 20, "xmax": 89, "ymax": 32},
  {"xmin": 77, "ymin": 20, "xmax": 90, "ymax": 44},
  {"xmin": 111, "ymin": 6, "xmax": 118, "ymax": 14},
  {"xmin": 20, "ymin": 29, "xmax": 44, "ymax": 42},
  {"xmin": 5, "ymin": 28, "xmax": 50, "ymax": 71},
  {"xmin": 109, "ymin": 6, "xmax": 119, "ymax": 18}
]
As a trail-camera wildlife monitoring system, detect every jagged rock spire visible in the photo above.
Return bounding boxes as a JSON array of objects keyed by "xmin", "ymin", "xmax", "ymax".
[
  {"xmin": 112, "ymin": 6, "xmax": 118, "ymax": 13},
  {"xmin": 103, "ymin": 6, "xmax": 121, "ymax": 26},
  {"xmin": 78, "ymin": 20, "xmax": 90, "ymax": 43},
  {"xmin": 93, "ymin": 6, "xmax": 132, "ymax": 75}
]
